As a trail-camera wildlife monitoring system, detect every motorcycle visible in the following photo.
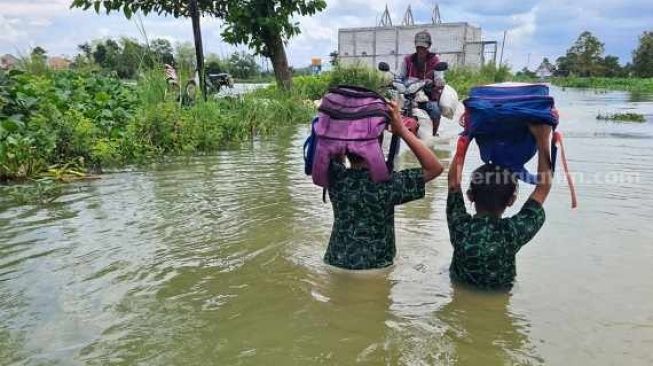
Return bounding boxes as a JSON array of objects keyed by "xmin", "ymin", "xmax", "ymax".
[
  {"xmin": 378, "ymin": 61, "xmax": 449, "ymax": 140},
  {"xmin": 164, "ymin": 64, "xmax": 234, "ymax": 106}
]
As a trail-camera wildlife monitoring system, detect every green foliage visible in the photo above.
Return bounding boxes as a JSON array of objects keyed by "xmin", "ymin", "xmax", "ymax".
[
  {"xmin": 632, "ymin": 31, "xmax": 653, "ymax": 78},
  {"xmin": 446, "ymin": 63, "xmax": 512, "ymax": 96},
  {"xmin": 0, "ymin": 69, "xmax": 138, "ymax": 180},
  {"xmin": 556, "ymin": 31, "xmax": 623, "ymax": 77},
  {"xmin": 256, "ymin": 63, "xmax": 388, "ymax": 101},
  {"xmin": 227, "ymin": 52, "xmax": 261, "ymax": 79},
  {"xmin": 1, "ymin": 65, "xmax": 315, "ymax": 181},
  {"xmin": 551, "ymin": 77, "xmax": 653, "ymax": 93},
  {"xmin": 78, "ymin": 37, "xmax": 174, "ymax": 79},
  {"xmin": 215, "ymin": 0, "xmax": 327, "ymax": 54},
  {"xmin": 596, "ymin": 112, "xmax": 646, "ymax": 123},
  {"xmin": 70, "ymin": 0, "xmax": 327, "ymax": 89},
  {"xmin": 328, "ymin": 64, "xmax": 387, "ymax": 91},
  {"xmin": 4, "ymin": 178, "xmax": 63, "ymax": 205}
]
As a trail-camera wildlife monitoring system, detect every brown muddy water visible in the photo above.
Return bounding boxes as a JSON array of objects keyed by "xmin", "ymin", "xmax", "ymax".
[{"xmin": 1, "ymin": 86, "xmax": 652, "ymax": 365}]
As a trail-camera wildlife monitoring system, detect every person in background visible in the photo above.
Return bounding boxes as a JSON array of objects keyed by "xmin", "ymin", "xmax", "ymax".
[{"xmin": 398, "ymin": 30, "xmax": 444, "ymax": 136}]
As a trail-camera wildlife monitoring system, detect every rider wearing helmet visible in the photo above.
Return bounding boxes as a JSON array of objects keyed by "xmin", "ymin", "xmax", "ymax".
[{"xmin": 398, "ymin": 31, "xmax": 443, "ymax": 136}]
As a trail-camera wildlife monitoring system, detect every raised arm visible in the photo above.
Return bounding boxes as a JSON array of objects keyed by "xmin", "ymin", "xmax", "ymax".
[
  {"xmin": 528, "ymin": 124, "xmax": 553, "ymax": 204},
  {"xmin": 448, "ymin": 137, "xmax": 470, "ymax": 192},
  {"xmin": 388, "ymin": 101, "xmax": 443, "ymax": 182}
]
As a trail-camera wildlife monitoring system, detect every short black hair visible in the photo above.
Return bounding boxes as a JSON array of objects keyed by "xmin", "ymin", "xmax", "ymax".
[{"xmin": 468, "ymin": 164, "xmax": 518, "ymax": 213}]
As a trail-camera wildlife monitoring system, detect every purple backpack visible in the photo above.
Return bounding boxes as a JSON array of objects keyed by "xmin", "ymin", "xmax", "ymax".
[{"xmin": 304, "ymin": 85, "xmax": 399, "ymax": 188}]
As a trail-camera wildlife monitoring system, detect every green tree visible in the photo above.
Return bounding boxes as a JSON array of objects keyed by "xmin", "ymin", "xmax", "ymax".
[
  {"xmin": 600, "ymin": 55, "xmax": 622, "ymax": 77},
  {"xmin": 28, "ymin": 46, "xmax": 49, "ymax": 74},
  {"xmin": 227, "ymin": 52, "xmax": 260, "ymax": 79},
  {"xmin": 516, "ymin": 67, "xmax": 536, "ymax": 79},
  {"xmin": 205, "ymin": 53, "xmax": 228, "ymax": 74},
  {"xmin": 174, "ymin": 42, "xmax": 197, "ymax": 76},
  {"xmin": 217, "ymin": 0, "xmax": 326, "ymax": 89},
  {"xmin": 557, "ymin": 31, "xmax": 605, "ymax": 76},
  {"xmin": 69, "ymin": 0, "xmax": 327, "ymax": 90},
  {"xmin": 150, "ymin": 38, "xmax": 175, "ymax": 65},
  {"xmin": 632, "ymin": 31, "xmax": 653, "ymax": 77},
  {"xmin": 119, "ymin": 37, "xmax": 146, "ymax": 79}
]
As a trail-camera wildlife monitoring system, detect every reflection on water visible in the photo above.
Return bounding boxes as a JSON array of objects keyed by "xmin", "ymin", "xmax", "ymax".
[
  {"xmin": 1, "ymin": 86, "xmax": 653, "ymax": 365},
  {"xmin": 436, "ymin": 285, "xmax": 541, "ymax": 365}
]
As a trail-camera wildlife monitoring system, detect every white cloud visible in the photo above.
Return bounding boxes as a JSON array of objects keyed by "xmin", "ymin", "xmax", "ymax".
[
  {"xmin": 0, "ymin": 0, "xmax": 650, "ymax": 68},
  {"xmin": 0, "ymin": 15, "xmax": 28, "ymax": 43}
]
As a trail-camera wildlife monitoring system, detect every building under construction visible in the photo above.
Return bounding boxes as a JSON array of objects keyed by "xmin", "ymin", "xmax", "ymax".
[{"xmin": 338, "ymin": 5, "xmax": 497, "ymax": 70}]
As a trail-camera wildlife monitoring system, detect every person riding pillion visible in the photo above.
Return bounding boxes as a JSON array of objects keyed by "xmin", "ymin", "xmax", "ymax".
[{"xmin": 398, "ymin": 31, "xmax": 444, "ymax": 136}]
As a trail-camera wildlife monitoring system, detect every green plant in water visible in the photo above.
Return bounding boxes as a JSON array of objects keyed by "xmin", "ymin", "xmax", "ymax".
[
  {"xmin": 596, "ymin": 112, "xmax": 646, "ymax": 122},
  {"xmin": 5, "ymin": 178, "xmax": 63, "ymax": 205}
]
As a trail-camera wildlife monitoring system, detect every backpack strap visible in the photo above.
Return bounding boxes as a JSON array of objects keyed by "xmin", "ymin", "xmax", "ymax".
[
  {"xmin": 553, "ymin": 131, "xmax": 578, "ymax": 209},
  {"xmin": 386, "ymin": 134, "xmax": 400, "ymax": 171},
  {"xmin": 328, "ymin": 85, "xmax": 385, "ymax": 100}
]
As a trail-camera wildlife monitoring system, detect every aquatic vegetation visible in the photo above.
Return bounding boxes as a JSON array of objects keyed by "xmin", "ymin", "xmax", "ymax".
[
  {"xmin": 1, "ymin": 67, "xmax": 315, "ymax": 181},
  {"xmin": 552, "ymin": 77, "xmax": 653, "ymax": 93},
  {"xmin": 3, "ymin": 178, "xmax": 63, "ymax": 205},
  {"xmin": 0, "ymin": 69, "xmax": 138, "ymax": 181},
  {"xmin": 596, "ymin": 112, "xmax": 646, "ymax": 122}
]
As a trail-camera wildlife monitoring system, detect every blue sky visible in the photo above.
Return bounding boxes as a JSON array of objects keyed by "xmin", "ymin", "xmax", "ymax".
[{"xmin": 1, "ymin": 0, "xmax": 651, "ymax": 70}]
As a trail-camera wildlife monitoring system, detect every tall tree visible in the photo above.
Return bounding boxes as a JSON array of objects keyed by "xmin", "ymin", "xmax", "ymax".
[
  {"xmin": 70, "ymin": 0, "xmax": 327, "ymax": 90},
  {"xmin": 216, "ymin": 0, "xmax": 326, "ymax": 89},
  {"xmin": 600, "ymin": 55, "xmax": 622, "ymax": 77},
  {"xmin": 632, "ymin": 31, "xmax": 653, "ymax": 78},
  {"xmin": 228, "ymin": 51, "xmax": 260, "ymax": 79},
  {"xmin": 557, "ymin": 31, "xmax": 605, "ymax": 76},
  {"xmin": 150, "ymin": 38, "xmax": 175, "ymax": 65}
]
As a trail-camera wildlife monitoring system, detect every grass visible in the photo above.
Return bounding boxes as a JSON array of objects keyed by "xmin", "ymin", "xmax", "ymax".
[
  {"xmin": 596, "ymin": 112, "xmax": 646, "ymax": 122},
  {"xmin": 446, "ymin": 63, "xmax": 512, "ymax": 97},
  {"xmin": 551, "ymin": 77, "xmax": 653, "ymax": 93}
]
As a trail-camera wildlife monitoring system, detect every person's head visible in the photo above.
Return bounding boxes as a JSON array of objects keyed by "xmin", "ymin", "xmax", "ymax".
[
  {"xmin": 467, "ymin": 164, "xmax": 518, "ymax": 216},
  {"xmin": 414, "ymin": 31, "xmax": 432, "ymax": 57}
]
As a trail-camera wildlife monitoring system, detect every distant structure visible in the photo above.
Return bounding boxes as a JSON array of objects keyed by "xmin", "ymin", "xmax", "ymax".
[
  {"xmin": 1, "ymin": 54, "xmax": 19, "ymax": 70},
  {"xmin": 48, "ymin": 56, "xmax": 72, "ymax": 70},
  {"xmin": 338, "ymin": 4, "xmax": 497, "ymax": 70},
  {"xmin": 311, "ymin": 57, "xmax": 322, "ymax": 75},
  {"xmin": 535, "ymin": 60, "xmax": 554, "ymax": 79}
]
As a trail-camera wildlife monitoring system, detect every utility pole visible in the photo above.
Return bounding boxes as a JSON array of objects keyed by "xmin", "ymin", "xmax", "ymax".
[
  {"xmin": 499, "ymin": 30, "xmax": 507, "ymax": 65},
  {"xmin": 189, "ymin": 0, "xmax": 206, "ymax": 100}
]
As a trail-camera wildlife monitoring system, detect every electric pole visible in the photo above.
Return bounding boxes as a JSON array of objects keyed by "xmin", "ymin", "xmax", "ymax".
[{"xmin": 189, "ymin": 0, "xmax": 206, "ymax": 100}]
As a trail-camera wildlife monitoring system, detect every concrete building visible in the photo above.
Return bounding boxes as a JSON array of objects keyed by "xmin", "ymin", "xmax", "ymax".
[
  {"xmin": 535, "ymin": 60, "xmax": 554, "ymax": 79},
  {"xmin": 338, "ymin": 5, "xmax": 497, "ymax": 70},
  {"xmin": 48, "ymin": 56, "xmax": 72, "ymax": 70},
  {"xmin": 1, "ymin": 54, "xmax": 19, "ymax": 70}
]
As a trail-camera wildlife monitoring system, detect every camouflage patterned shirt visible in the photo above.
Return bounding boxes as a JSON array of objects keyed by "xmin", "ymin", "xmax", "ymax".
[
  {"xmin": 446, "ymin": 190, "xmax": 545, "ymax": 289},
  {"xmin": 324, "ymin": 162, "xmax": 425, "ymax": 270}
]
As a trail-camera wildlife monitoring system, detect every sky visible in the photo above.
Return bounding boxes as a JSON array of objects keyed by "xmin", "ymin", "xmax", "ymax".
[{"xmin": 1, "ymin": 0, "xmax": 651, "ymax": 70}]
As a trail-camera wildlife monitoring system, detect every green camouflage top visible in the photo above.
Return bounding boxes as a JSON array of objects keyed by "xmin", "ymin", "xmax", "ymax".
[
  {"xmin": 446, "ymin": 190, "xmax": 545, "ymax": 289},
  {"xmin": 324, "ymin": 162, "xmax": 425, "ymax": 270}
]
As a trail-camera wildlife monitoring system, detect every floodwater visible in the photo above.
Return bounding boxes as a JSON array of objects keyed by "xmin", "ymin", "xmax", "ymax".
[{"xmin": 1, "ymin": 86, "xmax": 652, "ymax": 365}]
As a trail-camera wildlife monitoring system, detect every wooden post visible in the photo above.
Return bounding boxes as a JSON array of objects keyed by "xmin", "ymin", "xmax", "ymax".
[{"xmin": 189, "ymin": 0, "xmax": 206, "ymax": 100}]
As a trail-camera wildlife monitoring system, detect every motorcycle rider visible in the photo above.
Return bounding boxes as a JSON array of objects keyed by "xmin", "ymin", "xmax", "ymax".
[{"xmin": 398, "ymin": 31, "xmax": 444, "ymax": 136}]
